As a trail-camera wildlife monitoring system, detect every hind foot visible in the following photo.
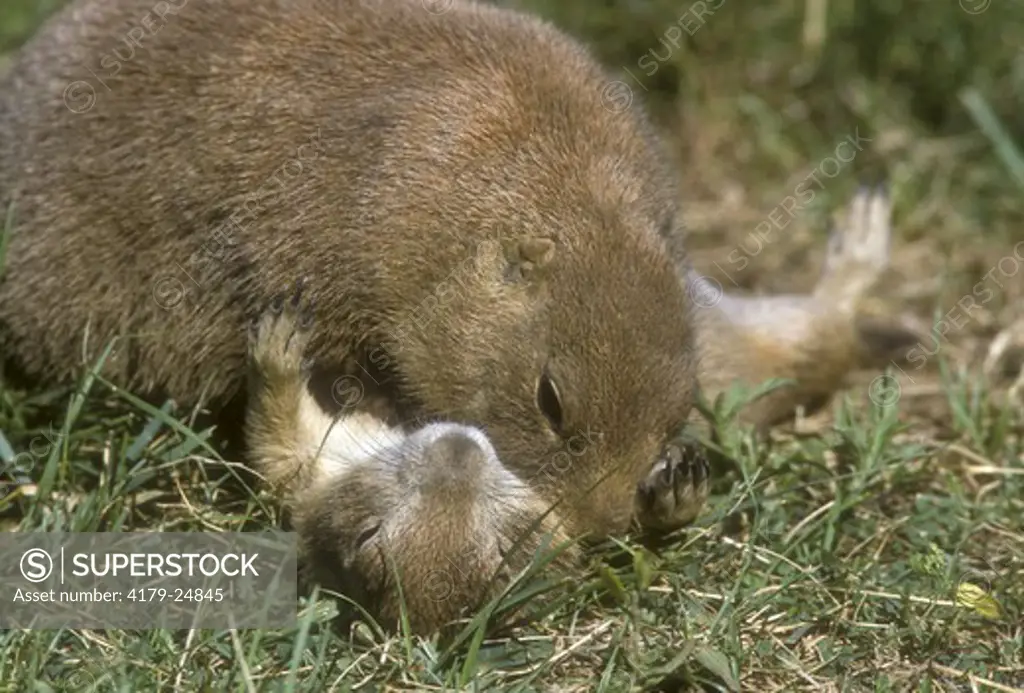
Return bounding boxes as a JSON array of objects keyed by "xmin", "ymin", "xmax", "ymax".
[
  {"xmin": 814, "ymin": 184, "xmax": 892, "ymax": 312},
  {"xmin": 249, "ymin": 280, "xmax": 315, "ymax": 382},
  {"xmin": 983, "ymin": 317, "xmax": 1024, "ymax": 404},
  {"xmin": 634, "ymin": 439, "xmax": 710, "ymax": 532}
]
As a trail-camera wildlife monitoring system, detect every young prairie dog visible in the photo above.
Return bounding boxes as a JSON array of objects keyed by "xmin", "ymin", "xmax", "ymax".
[
  {"xmin": 246, "ymin": 285, "xmax": 578, "ymax": 633},
  {"xmin": 247, "ymin": 187, "xmax": 898, "ymax": 632}
]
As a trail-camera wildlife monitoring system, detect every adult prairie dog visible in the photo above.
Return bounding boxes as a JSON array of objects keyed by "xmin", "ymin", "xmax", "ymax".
[
  {"xmin": 0, "ymin": 0, "xmax": 699, "ymax": 541},
  {"xmin": 245, "ymin": 187, "xmax": 899, "ymax": 632}
]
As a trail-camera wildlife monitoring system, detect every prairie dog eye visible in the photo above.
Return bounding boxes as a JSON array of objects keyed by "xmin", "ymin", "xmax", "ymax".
[{"xmin": 535, "ymin": 368, "xmax": 564, "ymax": 434}]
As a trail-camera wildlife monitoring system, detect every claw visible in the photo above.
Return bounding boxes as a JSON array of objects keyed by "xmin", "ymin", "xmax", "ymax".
[
  {"xmin": 635, "ymin": 437, "xmax": 712, "ymax": 532},
  {"xmin": 693, "ymin": 453, "xmax": 709, "ymax": 484}
]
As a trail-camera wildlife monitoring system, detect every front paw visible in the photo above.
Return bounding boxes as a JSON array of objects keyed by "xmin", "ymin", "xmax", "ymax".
[
  {"xmin": 634, "ymin": 439, "xmax": 710, "ymax": 532},
  {"xmin": 248, "ymin": 280, "xmax": 315, "ymax": 380}
]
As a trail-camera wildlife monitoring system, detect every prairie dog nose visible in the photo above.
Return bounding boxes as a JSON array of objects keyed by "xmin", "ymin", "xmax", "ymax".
[{"xmin": 412, "ymin": 423, "xmax": 498, "ymax": 493}]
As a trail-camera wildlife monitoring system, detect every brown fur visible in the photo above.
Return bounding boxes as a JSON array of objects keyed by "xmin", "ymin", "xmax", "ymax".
[
  {"xmin": 688, "ymin": 184, "xmax": 898, "ymax": 430},
  {"xmin": 246, "ymin": 288, "xmax": 577, "ymax": 632},
  {"xmin": 0, "ymin": 0, "xmax": 696, "ymax": 539},
  {"xmin": 245, "ymin": 177, "xmax": 900, "ymax": 632},
  {"xmin": 1, "ymin": 0, "xmax": 906, "ymax": 632}
]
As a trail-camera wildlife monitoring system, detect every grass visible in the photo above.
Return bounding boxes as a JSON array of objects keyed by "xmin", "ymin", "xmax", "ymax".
[
  {"xmin": 1, "ymin": 341, "xmax": 1021, "ymax": 691},
  {"xmin": 2, "ymin": 0, "xmax": 1024, "ymax": 691}
]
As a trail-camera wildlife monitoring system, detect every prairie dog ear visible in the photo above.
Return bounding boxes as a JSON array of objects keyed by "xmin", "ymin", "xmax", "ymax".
[{"xmin": 502, "ymin": 237, "xmax": 556, "ymax": 282}]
